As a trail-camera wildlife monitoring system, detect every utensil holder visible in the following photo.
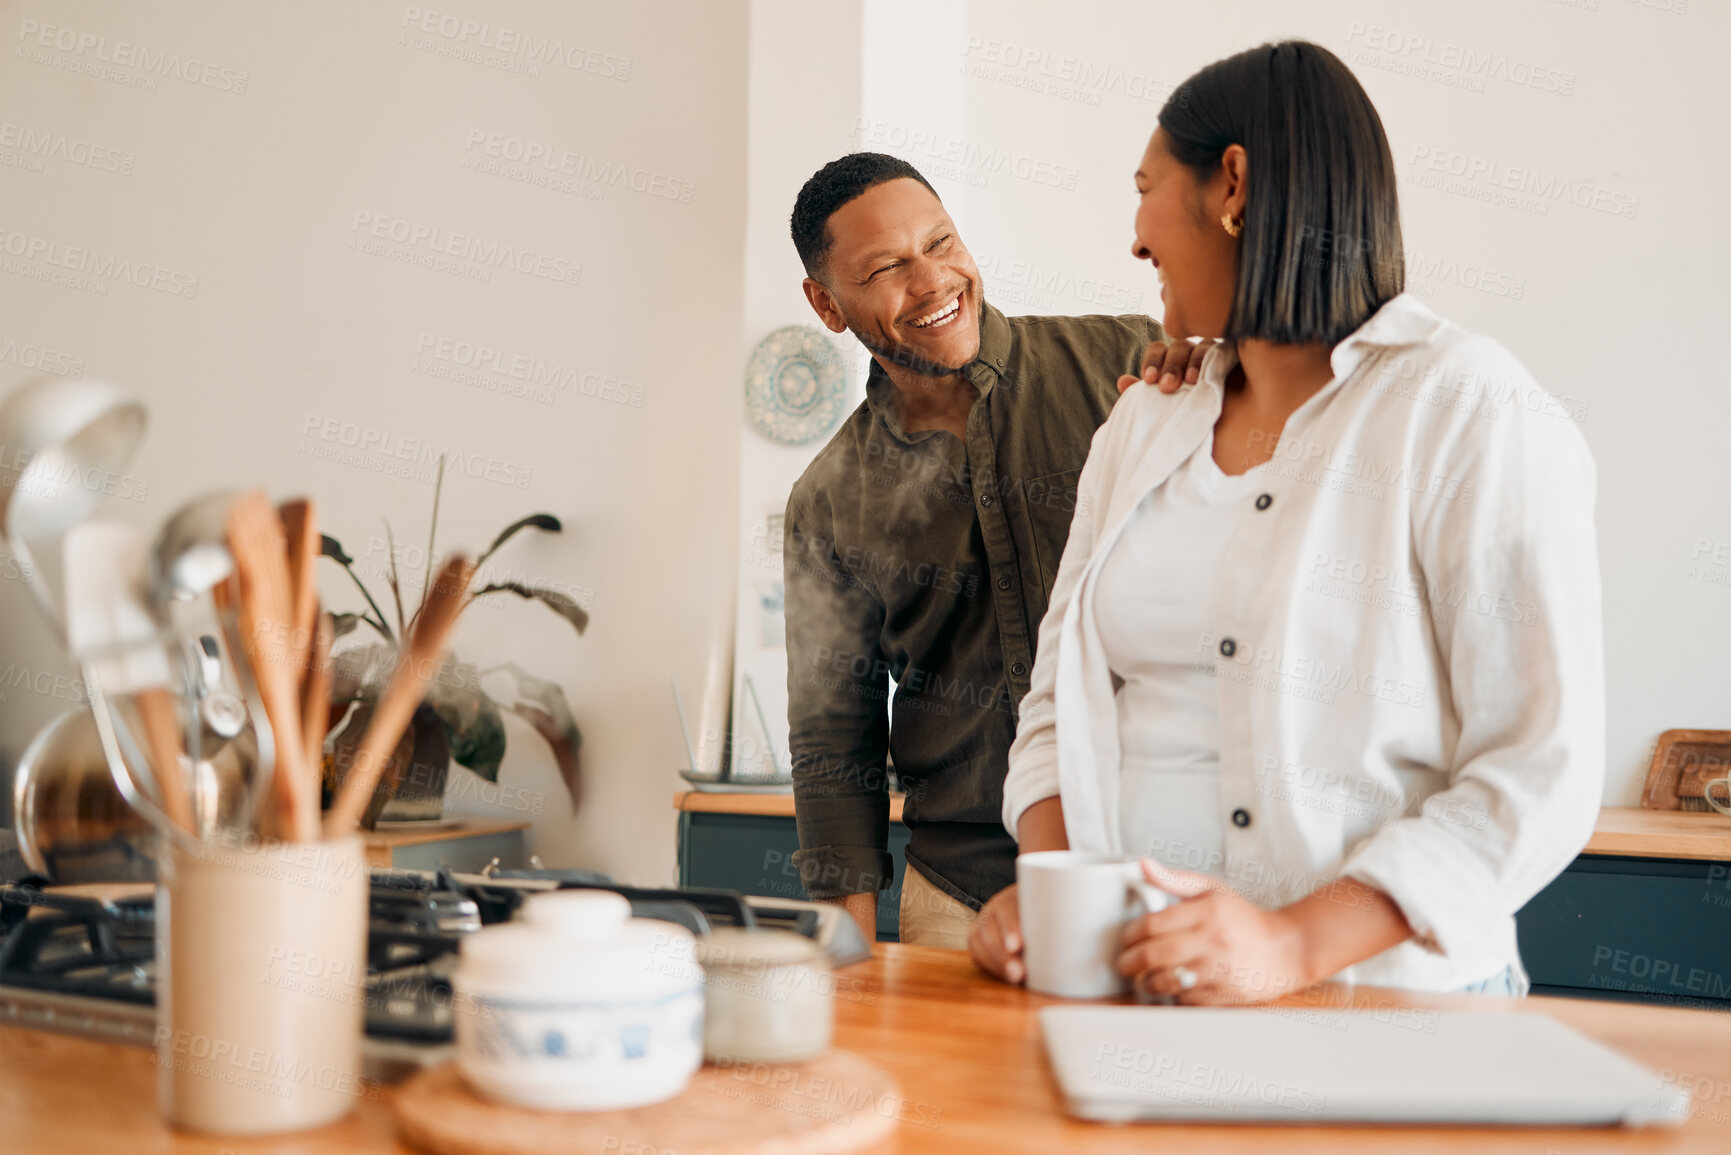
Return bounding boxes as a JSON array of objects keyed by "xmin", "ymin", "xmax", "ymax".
[{"xmin": 155, "ymin": 833, "xmax": 368, "ymax": 1134}]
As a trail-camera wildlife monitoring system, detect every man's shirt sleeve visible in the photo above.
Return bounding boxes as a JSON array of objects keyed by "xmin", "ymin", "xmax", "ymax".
[{"xmin": 783, "ymin": 493, "xmax": 894, "ymax": 899}]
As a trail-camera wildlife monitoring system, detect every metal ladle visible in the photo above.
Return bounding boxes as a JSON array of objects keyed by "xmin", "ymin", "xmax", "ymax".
[
  {"xmin": 144, "ymin": 490, "xmax": 277, "ymax": 836},
  {"xmin": 0, "ymin": 376, "xmax": 146, "ymax": 640},
  {"xmin": 149, "ymin": 489, "xmax": 240, "ymax": 607},
  {"xmin": 149, "ymin": 490, "xmax": 252, "ymax": 738}
]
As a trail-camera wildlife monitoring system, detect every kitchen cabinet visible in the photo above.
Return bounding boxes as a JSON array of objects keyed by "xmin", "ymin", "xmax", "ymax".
[
  {"xmin": 675, "ymin": 792, "xmax": 911, "ymax": 940},
  {"xmin": 1517, "ymin": 809, "xmax": 1731, "ymax": 1010},
  {"xmin": 677, "ymin": 794, "xmax": 1731, "ymax": 1003}
]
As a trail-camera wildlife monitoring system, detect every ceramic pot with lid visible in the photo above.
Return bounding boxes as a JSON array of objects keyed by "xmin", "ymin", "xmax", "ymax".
[
  {"xmin": 695, "ymin": 927, "xmax": 833, "ymax": 1064},
  {"xmin": 453, "ymin": 891, "xmax": 704, "ymax": 1111}
]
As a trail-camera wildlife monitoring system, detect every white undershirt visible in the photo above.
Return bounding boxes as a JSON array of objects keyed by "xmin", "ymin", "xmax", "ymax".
[{"xmin": 1092, "ymin": 433, "xmax": 1266, "ymax": 877}]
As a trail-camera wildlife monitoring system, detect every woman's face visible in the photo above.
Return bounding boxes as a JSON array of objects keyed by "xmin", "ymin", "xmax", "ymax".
[{"xmin": 1131, "ymin": 129, "xmax": 1243, "ymax": 341}]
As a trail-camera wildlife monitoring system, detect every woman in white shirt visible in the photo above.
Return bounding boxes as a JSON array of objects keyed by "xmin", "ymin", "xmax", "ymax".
[{"xmin": 967, "ymin": 41, "xmax": 1603, "ymax": 1002}]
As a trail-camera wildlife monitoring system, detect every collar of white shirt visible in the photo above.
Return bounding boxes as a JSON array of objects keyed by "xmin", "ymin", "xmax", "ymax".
[{"xmin": 1194, "ymin": 292, "xmax": 1449, "ymax": 397}]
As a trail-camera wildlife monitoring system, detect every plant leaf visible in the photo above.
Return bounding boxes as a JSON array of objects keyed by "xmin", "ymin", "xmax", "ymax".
[
  {"xmin": 476, "ymin": 514, "xmax": 562, "ymax": 568},
  {"xmin": 468, "ymin": 581, "xmax": 588, "ymax": 634},
  {"xmin": 322, "ymin": 533, "xmax": 395, "ymax": 643},
  {"xmin": 412, "ymin": 452, "xmax": 447, "ymax": 630},
  {"xmin": 384, "ymin": 520, "xmax": 406, "ymax": 635},
  {"xmin": 492, "ymin": 661, "xmax": 582, "ymax": 809},
  {"xmin": 332, "ymin": 612, "xmax": 363, "ymax": 638},
  {"xmin": 320, "ymin": 534, "xmax": 354, "ymax": 566},
  {"xmin": 425, "ymin": 658, "xmax": 506, "ymax": 782}
]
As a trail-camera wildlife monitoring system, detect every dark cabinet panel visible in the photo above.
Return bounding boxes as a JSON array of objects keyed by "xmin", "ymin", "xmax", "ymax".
[
  {"xmin": 1516, "ymin": 854, "xmax": 1731, "ymax": 1010},
  {"xmin": 677, "ymin": 811, "xmax": 912, "ymax": 941}
]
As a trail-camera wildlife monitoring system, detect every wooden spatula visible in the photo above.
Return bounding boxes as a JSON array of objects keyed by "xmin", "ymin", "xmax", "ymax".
[
  {"xmin": 278, "ymin": 498, "xmax": 320, "ymax": 687},
  {"xmin": 324, "ymin": 554, "xmax": 473, "ymax": 837},
  {"xmin": 226, "ymin": 490, "xmax": 319, "ymax": 843},
  {"xmin": 301, "ymin": 609, "xmax": 335, "ymax": 769},
  {"xmin": 136, "ymin": 687, "xmax": 196, "ymax": 833}
]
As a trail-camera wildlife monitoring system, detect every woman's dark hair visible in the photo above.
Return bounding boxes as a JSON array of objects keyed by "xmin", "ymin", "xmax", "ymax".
[{"xmin": 1158, "ymin": 41, "xmax": 1403, "ymax": 345}]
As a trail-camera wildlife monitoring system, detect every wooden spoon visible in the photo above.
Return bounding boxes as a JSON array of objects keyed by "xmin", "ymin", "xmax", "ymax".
[
  {"xmin": 278, "ymin": 498, "xmax": 320, "ymax": 688},
  {"xmin": 136, "ymin": 687, "xmax": 196, "ymax": 834},
  {"xmin": 324, "ymin": 554, "xmax": 473, "ymax": 838},
  {"xmin": 301, "ymin": 609, "xmax": 335, "ymax": 770},
  {"xmin": 226, "ymin": 490, "xmax": 318, "ymax": 843}
]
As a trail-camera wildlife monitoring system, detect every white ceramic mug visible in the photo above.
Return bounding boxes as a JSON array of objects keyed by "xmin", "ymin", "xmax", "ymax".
[
  {"xmin": 1705, "ymin": 777, "xmax": 1731, "ymax": 817},
  {"xmin": 1017, "ymin": 850, "xmax": 1177, "ymax": 999}
]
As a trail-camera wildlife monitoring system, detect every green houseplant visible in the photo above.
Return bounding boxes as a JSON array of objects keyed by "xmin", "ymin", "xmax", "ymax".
[{"xmin": 319, "ymin": 463, "xmax": 586, "ymax": 820}]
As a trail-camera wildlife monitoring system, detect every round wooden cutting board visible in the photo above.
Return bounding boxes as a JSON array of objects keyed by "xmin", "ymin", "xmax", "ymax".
[{"xmin": 393, "ymin": 1051, "xmax": 902, "ymax": 1155}]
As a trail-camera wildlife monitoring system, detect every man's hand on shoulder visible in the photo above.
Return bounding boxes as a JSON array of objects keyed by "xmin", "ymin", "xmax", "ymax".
[{"xmin": 1116, "ymin": 339, "xmax": 1216, "ymax": 396}]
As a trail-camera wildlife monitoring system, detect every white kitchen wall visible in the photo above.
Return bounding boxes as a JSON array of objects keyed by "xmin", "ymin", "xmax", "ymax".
[{"xmin": 0, "ymin": 0, "xmax": 748, "ymax": 883}]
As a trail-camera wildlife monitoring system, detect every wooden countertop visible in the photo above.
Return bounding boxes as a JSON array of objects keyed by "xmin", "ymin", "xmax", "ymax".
[
  {"xmin": 675, "ymin": 793, "xmax": 1731, "ymax": 861},
  {"xmin": 5, "ymin": 944, "xmax": 1731, "ymax": 1152}
]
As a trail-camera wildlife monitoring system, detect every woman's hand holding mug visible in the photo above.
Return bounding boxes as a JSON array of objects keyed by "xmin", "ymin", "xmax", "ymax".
[
  {"xmin": 980, "ymin": 852, "xmax": 1179, "ymax": 998},
  {"xmin": 1114, "ymin": 861, "xmax": 1310, "ymax": 1005},
  {"xmin": 972, "ymin": 857, "xmax": 1329, "ymax": 1007},
  {"xmin": 968, "ymin": 883, "xmax": 1026, "ymax": 985}
]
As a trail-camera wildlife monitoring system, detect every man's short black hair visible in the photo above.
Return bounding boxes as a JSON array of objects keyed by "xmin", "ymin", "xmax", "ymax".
[
  {"xmin": 791, "ymin": 152, "xmax": 938, "ymax": 282},
  {"xmin": 1159, "ymin": 41, "xmax": 1404, "ymax": 346}
]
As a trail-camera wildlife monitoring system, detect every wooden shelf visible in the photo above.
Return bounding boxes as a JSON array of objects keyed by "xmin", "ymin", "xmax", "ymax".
[
  {"xmin": 361, "ymin": 818, "xmax": 530, "ymax": 849},
  {"xmin": 1582, "ymin": 807, "xmax": 1731, "ymax": 861},
  {"xmin": 674, "ymin": 790, "xmax": 904, "ymax": 824},
  {"xmin": 360, "ymin": 819, "xmax": 530, "ymax": 869}
]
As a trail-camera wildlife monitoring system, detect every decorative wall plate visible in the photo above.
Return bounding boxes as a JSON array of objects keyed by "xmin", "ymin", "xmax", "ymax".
[{"xmin": 744, "ymin": 325, "xmax": 848, "ymax": 446}]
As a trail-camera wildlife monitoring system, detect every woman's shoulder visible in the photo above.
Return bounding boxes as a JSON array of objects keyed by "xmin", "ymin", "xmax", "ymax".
[
  {"xmin": 1096, "ymin": 369, "xmax": 1205, "ymax": 460},
  {"xmin": 1107, "ymin": 338, "xmax": 1233, "ymax": 433},
  {"xmin": 1365, "ymin": 306, "xmax": 1590, "ymax": 445},
  {"xmin": 1359, "ymin": 305, "xmax": 1595, "ymax": 478}
]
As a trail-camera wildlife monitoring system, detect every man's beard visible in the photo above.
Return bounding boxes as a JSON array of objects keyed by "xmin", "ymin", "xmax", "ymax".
[{"xmin": 846, "ymin": 297, "xmax": 979, "ymax": 379}]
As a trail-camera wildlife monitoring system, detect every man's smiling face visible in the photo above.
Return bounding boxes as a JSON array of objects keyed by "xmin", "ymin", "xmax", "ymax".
[{"xmin": 804, "ymin": 178, "xmax": 983, "ymax": 377}]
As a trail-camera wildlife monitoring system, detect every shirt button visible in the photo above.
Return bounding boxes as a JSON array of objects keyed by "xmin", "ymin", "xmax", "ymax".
[
  {"xmin": 979, "ymin": 493, "xmax": 995, "ymax": 508},
  {"xmin": 1231, "ymin": 809, "xmax": 1252, "ymax": 828},
  {"xmin": 1254, "ymin": 493, "xmax": 1273, "ymax": 511},
  {"xmin": 996, "ymin": 575, "xmax": 1013, "ymax": 591},
  {"xmin": 1219, "ymin": 638, "xmax": 1236, "ymax": 657},
  {"xmin": 1011, "ymin": 661, "xmax": 1027, "ymax": 677}
]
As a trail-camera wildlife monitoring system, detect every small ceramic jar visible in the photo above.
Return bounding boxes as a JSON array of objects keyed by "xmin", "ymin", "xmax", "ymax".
[
  {"xmin": 453, "ymin": 891, "xmax": 704, "ymax": 1111},
  {"xmin": 693, "ymin": 928, "xmax": 833, "ymax": 1063}
]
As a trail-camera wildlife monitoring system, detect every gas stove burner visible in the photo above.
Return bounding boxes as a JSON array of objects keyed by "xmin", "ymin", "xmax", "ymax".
[
  {"xmin": 424, "ymin": 868, "xmax": 841, "ymax": 947},
  {"xmin": 370, "ymin": 872, "xmax": 483, "ymax": 936},
  {"xmin": 0, "ymin": 886, "xmax": 155, "ymax": 1004},
  {"xmin": 0, "ymin": 868, "xmax": 871, "ymax": 1070}
]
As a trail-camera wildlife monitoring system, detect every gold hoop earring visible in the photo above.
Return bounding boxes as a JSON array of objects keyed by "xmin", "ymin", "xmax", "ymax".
[{"xmin": 1220, "ymin": 213, "xmax": 1243, "ymax": 238}]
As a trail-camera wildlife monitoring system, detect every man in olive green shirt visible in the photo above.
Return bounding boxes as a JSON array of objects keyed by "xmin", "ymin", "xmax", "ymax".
[{"xmin": 784, "ymin": 153, "xmax": 1195, "ymax": 946}]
